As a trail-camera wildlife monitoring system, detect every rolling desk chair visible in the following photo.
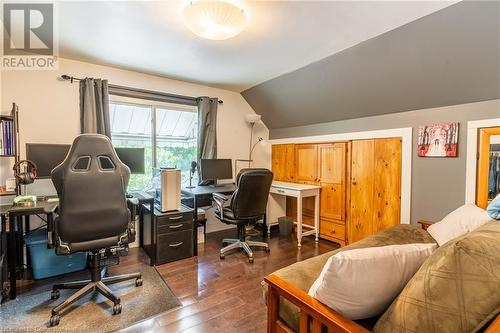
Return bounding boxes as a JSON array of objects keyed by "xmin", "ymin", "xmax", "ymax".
[
  {"xmin": 213, "ymin": 168, "xmax": 273, "ymax": 263},
  {"xmin": 47, "ymin": 134, "xmax": 142, "ymax": 326}
]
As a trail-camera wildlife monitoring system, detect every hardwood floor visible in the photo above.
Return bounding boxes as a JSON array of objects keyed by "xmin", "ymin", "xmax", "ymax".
[
  {"xmin": 121, "ymin": 229, "xmax": 337, "ymax": 333},
  {"xmin": 14, "ymin": 228, "xmax": 337, "ymax": 333}
]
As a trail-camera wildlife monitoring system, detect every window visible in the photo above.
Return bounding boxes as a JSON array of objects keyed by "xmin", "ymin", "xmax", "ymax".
[
  {"xmin": 155, "ymin": 107, "xmax": 197, "ymax": 183},
  {"xmin": 110, "ymin": 101, "xmax": 197, "ymax": 191}
]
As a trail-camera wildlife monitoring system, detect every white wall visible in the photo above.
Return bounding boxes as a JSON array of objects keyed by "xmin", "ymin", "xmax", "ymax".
[{"xmin": 1, "ymin": 57, "xmax": 269, "ymax": 233}]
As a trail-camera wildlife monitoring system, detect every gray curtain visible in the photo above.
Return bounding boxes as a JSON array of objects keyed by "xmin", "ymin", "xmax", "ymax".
[
  {"xmin": 80, "ymin": 78, "xmax": 111, "ymax": 137},
  {"xmin": 197, "ymin": 97, "xmax": 218, "ymax": 185}
]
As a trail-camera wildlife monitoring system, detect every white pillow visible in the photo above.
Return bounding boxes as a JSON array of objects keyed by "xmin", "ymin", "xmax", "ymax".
[
  {"xmin": 308, "ymin": 243, "xmax": 436, "ymax": 320},
  {"xmin": 427, "ymin": 204, "xmax": 492, "ymax": 246}
]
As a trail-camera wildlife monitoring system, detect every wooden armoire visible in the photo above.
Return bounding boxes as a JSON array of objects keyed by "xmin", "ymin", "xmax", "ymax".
[{"xmin": 271, "ymin": 138, "xmax": 401, "ymax": 246}]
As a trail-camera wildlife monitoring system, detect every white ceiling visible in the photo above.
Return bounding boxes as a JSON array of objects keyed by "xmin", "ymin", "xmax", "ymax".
[{"xmin": 58, "ymin": 1, "xmax": 457, "ymax": 92}]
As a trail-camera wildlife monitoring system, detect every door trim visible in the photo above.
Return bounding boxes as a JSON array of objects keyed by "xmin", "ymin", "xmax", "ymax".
[
  {"xmin": 465, "ymin": 118, "xmax": 500, "ymax": 204},
  {"xmin": 269, "ymin": 127, "xmax": 412, "ymax": 224}
]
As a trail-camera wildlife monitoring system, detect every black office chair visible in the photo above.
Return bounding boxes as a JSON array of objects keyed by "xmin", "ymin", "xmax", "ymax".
[
  {"xmin": 213, "ymin": 168, "xmax": 273, "ymax": 263},
  {"xmin": 47, "ymin": 134, "xmax": 142, "ymax": 326}
]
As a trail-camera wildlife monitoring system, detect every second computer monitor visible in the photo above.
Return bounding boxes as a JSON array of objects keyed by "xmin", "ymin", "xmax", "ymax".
[
  {"xmin": 200, "ymin": 159, "xmax": 232, "ymax": 183},
  {"xmin": 26, "ymin": 143, "xmax": 71, "ymax": 178},
  {"xmin": 115, "ymin": 147, "xmax": 145, "ymax": 174}
]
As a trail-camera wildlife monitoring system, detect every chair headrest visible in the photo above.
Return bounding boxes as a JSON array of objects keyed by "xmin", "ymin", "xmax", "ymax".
[
  {"xmin": 51, "ymin": 134, "xmax": 130, "ymax": 193},
  {"xmin": 236, "ymin": 168, "xmax": 271, "ymax": 185}
]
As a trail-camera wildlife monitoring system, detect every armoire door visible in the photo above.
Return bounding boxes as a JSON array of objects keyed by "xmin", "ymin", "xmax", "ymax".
[
  {"xmin": 349, "ymin": 140, "xmax": 375, "ymax": 243},
  {"xmin": 349, "ymin": 138, "xmax": 401, "ymax": 243},
  {"xmin": 318, "ymin": 143, "xmax": 346, "ymax": 221},
  {"xmin": 271, "ymin": 144, "xmax": 295, "ymax": 182},
  {"xmin": 372, "ymin": 138, "xmax": 402, "ymax": 233},
  {"xmin": 295, "ymin": 144, "xmax": 318, "ymax": 183}
]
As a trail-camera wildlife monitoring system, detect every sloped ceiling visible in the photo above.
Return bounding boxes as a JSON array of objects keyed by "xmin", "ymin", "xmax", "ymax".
[
  {"xmin": 57, "ymin": 1, "xmax": 456, "ymax": 92},
  {"xmin": 241, "ymin": 1, "xmax": 500, "ymax": 130}
]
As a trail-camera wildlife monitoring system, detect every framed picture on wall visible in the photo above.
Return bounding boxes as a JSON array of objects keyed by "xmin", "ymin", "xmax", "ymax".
[{"xmin": 418, "ymin": 122, "xmax": 459, "ymax": 157}]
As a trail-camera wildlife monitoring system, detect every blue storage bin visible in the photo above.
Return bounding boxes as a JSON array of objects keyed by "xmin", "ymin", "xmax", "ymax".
[{"xmin": 24, "ymin": 228, "xmax": 87, "ymax": 280}]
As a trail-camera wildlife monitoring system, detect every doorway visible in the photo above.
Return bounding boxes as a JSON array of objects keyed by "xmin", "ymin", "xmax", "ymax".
[{"xmin": 476, "ymin": 127, "xmax": 500, "ymax": 208}]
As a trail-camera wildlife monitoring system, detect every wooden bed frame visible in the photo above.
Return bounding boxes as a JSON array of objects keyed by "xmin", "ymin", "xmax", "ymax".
[
  {"xmin": 265, "ymin": 274, "xmax": 499, "ymax": 333},
  {"xmin": 265, "ymin": 220, "xmax": 500, "ymax": 333},
  {"xmin": 265, "ymin": 274, "xmax": 370, "ymax": 333}
]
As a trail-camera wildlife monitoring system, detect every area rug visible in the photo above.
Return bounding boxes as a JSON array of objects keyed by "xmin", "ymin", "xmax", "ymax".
[{"xmin": 0, "ymin": 266, "xmax": 181, "ymax": 332}]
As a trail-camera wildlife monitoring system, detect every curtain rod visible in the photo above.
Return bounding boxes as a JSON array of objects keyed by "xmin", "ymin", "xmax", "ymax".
[{"xmin": 60, "ymin": 75, "xmax": 223, "ymax": 104}]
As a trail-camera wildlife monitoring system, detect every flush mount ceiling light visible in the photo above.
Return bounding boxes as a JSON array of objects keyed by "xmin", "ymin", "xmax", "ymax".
[{"xmin": 181, "ymin": 0, "xmax": 248, "ymax": 40}]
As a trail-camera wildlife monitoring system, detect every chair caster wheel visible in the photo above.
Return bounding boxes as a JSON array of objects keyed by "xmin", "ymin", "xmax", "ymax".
[
  {"xmin": 51, "ymin": 290, "xmax": 60, "ymax": 300},
  {"xmin": 265, "ymin": 247, "xmax": 270, "ymax": 253},
  {"xmin": 113, "ymin": 303, "xmax": 122, "ymax": 315},
  {"xmin": 220, "ymin": 254, "xmax": 225, "ymax": 260},
  {"xmin": 249, "ymin": 257, "xmax": 254, "ymax": 263},
  {"xmin": 49, "ymin": 315, "xmax": 60, "ymax": 326},
  {"xmin": 135, "ymin": 278, "xmax": 143, "ymax": 287}
]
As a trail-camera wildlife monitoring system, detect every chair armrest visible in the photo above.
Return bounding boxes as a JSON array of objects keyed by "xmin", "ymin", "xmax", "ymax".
[
  {"xmin": 43, "ymin": 204, "xmax": 58, "ymax": 249},
  {"xmin": 127, "ymin": 198, "xmax": 140, "ymax": 220},
  {"xmin": 126, "ymin": 198, "xmax": 140, "ymax": 243},
  {"xmin": 212, "ymin": 193, "xmax": 229, "ymax": 221},
  {"xmin": 264, "ymin": 274, "xmax": 370, "ymax": 333},
  {"xmin": 213, "ymin": 193, "xmax": 229, "ymax": 202},
  {"xmin": 46, "ymin": 211, "xmax": 55, "ymax": 249},
  {"xmin": 127, "ymin": 197, "xmax": 139, "ymax": 205}
]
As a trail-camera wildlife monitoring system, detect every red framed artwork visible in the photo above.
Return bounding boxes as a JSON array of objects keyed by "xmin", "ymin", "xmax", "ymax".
[{"xmin": 418, "ymin": 122, "xmax": 459, "ymax": 157}]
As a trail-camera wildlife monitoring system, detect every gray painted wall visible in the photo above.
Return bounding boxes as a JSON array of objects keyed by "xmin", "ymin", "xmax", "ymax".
[
  {"xmin": 271, "ymin": 99, "xmax": 500, "ymax": 224},
  {"xmin": 242, "ymin": 1, "xmax": 500, "ymax": 129}
]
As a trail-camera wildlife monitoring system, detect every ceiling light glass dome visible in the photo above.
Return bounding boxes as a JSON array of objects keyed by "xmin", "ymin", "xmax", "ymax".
[{"xmin": 181, "ymin": 0, "xmax": 248, "ymax": 40}]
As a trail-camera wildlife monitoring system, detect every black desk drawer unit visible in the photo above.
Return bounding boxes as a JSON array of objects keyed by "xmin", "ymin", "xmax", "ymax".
[
  {"xmin": 157, "ymin": 213, "xmax": 192, "ymax": 227},
  {"xmin": 154, "ymin": 207, "xmax": 194, "ymax": 265},
  {"xmin": 157, "ymin": 221, "xmax": 192, "ymax": 234},
  {"xmin": 157, "ymin": 230, "xmax": 193, "ymax": 264}
]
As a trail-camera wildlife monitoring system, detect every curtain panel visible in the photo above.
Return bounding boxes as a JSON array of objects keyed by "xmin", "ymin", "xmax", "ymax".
[
  {"xmin": 197, "ymin": 97, "xmax": 218, "ymax": 185},
  {"xmin": 80, "ymin": 78, "xmax": 111, "ymax": 137}
]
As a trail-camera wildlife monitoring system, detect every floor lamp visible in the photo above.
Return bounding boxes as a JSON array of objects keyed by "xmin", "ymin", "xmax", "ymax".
[
  {"xmin": 245, "ymin": 113, "xmax": 262, "ymax": 167},
  {"xmin": 235, "ymin": 137, "xmax": 265, "ymax": 177}
]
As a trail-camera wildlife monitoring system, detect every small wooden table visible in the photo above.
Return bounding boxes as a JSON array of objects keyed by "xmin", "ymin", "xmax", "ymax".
[
  {"xmin": 417, "ymin": 220, "xmax": 434, "ymax": 231},
  {"xmin": 267, "ymin": 181, "xmax": 321, "ymax": 247}
]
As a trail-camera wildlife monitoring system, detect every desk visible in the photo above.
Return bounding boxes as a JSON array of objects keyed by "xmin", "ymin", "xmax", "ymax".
[
  {"xmin": 266, "ymin": 181, "xmax": 321, "ymax": 246},
  {"xmin": 181, "ymin": 184, "xmax": 237, "ymax": 209},
  {"xmin": 127, "ymin": 191, "xmax": 155, "ymax": 261},
  {"xmin": 181, "ymin": 184, "xmax": 237, "ymax": 255},
  {"xmin": 1, "ymin": 200, "xmax": 57, "ymax": 300},
  {"xmin": 0, "ymin": 193, "xmax": 152, "ymax": 300}
]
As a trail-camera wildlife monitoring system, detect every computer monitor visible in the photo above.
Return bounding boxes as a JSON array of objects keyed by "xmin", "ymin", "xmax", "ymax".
[
  {"xmin": 200, "ymin": 159, "xmax": 232, "ymax": 183},
  {"xmin": 115, "ymin": 147, "xmax": 145, "ymax": 174},
  {"xmin": 26, "ymin": 143, "xmax": 71, "ymax": 178}
]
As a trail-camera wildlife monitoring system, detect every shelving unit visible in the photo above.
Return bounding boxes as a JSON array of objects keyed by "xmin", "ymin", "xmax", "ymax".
[{"xmin": 0, "ymin": 103, "xmax": 20, "ymax": 196}]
